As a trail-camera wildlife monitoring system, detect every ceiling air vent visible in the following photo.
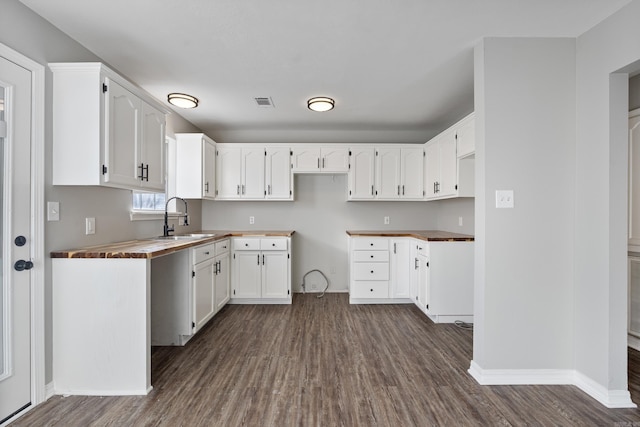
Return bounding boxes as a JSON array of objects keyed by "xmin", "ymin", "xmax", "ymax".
[{"xmin": 254, "ymin": 97, "xmax": 274, "ymax": 108}]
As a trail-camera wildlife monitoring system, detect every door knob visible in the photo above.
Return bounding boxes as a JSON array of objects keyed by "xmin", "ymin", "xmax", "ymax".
[
  {"xmin": 14, "ymin": 236, "xmax": 26, "ymax": 246},
  {"xmin": 14, "ymin": 260, "xmax": 33, "ymax": 271}
]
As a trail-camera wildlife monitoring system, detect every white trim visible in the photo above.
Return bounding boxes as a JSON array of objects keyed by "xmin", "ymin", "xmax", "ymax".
[
  {"xmin": 0, "ymin": 43, "xmax": 46, "ymax": 416},
  {"xmin": 468, "ymin": 361, "xmax": 637, "ymax": 408},
  {"xmin": 130, "ymin": 211, "xmax": 186, "ymax": 221},
  {"xmin": 44, "ymin": 382, "xmax": 55, "ymax": 400}
]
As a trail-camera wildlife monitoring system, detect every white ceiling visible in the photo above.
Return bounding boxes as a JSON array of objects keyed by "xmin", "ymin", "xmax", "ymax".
[{"xmin": 21, "ymin": 0, "xmax": 630, "ymax": 143}]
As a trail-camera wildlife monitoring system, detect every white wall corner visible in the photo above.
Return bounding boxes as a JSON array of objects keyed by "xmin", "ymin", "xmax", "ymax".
[{"xmin": 573, "ymin": 371, "xmax": 637, "ymax": 409}]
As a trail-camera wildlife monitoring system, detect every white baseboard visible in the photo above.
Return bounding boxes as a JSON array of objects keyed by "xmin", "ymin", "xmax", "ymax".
[
  {"xmin": 468, "ymin": 360, "xmax": 637, "ymax": 409},
  {"xmin": 629, "ymin": 334, "xmax": 640, "ymax": 351}
]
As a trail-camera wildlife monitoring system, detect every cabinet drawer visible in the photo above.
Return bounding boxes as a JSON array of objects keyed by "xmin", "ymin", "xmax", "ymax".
[
  {"xmin": 233, "ymin": 238, "xmax": 260, "ymax": 250},
  {"xmin": 352, "ymin": 238, "xmax": 388, "ymax": 251},
  {"xmin": 215, "ymin": 239, "xmax": 230, "ymax": 255},
  {"xmin": 353, "ymin": 262, "xmax": 389, "ymax": 281},
  {"xmin": 193, "ymin": 243, "xmax": 215, "ymax": 264},
  {"xmin": 351, "ymin": 281, "xmax": 389, "ymax": 298},
  {"xmin": 353, "ymin": 250, "xmax": 389, "ymax": 262},
  {"xmin": 260, "ymin": 238, "xmax": 287, "ymax": 251}
]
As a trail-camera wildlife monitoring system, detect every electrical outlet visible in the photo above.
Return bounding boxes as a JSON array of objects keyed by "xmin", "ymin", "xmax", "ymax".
[
  {"xmin": 384, "ymin": 216, "xmax": 390, "ymax": 225},
  {"xmin": 85, "ymin": 217, "xmax": 95, "ymax": 235},
  {"xmin": 249, "ymin": 216, "xmax": 255, "ymax": 224}
]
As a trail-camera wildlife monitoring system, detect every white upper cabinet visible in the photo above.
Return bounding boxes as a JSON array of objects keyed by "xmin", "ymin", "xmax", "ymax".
[
  {"xmin": 371, "ymin": 146, "xmax": 424, "ymax": 200},
  {"xmin": 456, "ymin": 113, "xmax": 475, "ymax": 159},
  {"xmin": 376, "ymin": 148, "xmax": 401, "ymax": 199},
  {"xmin": 348, "ymin": 146, "xmax": 376, "ymax": 199},
  {"xmin": 292, "ymin": 145, "xmax": 349, "ymax": 173},
  {"xmin": 50, "ymin": 63, "xmax": 168, "ymax": 191},
  {"xmin": 265, "ymin": 147, "xmax": 292, "ymax": 200},
  {"xmin": 215, "ymin": 144, "xmax": 267, "ymax": 200},
  {"xmin": 424, "ymin": 113, "xmax": 475, "ymax": 200},
  {"xmin": 175, "ymin": 133, "xmax": 216, "ymax": 200}
]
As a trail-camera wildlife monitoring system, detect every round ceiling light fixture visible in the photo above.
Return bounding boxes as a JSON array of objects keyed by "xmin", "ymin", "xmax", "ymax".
[
  {"xmin": 167, "ymin": 93, "xmax": 199, "ymax": 109},
  {"xmin": 307, "ymin": 97, "xmax": 334, "ymax": 112}
]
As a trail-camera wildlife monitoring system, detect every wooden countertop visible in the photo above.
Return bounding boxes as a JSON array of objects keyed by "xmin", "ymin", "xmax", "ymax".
[
  {"xmin": 346, "ymin": 230, "xmax": 474, "ymax": 242},
  {"xmin": 51, "ymin": 230, "xmax": 295, "ymax": 259}
]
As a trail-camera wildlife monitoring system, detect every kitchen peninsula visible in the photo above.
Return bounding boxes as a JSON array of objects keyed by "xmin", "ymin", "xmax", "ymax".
[{"xmin": 51, "ymin": 231, "xmax": 293, "ymax": 396}]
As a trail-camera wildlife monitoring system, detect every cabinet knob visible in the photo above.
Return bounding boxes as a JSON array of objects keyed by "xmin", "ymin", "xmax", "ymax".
[
  {"xmin": 245, "ymin": 243, "xmax": 249, "ymax": 247},
  {"xmin": 204, "ymin": 251, "xmax": 210, "ymax": 255},
  {"xmin": 370, "ymin": 270, "xmax": 374, "ymax": 274},
  {"xmin": 370, "ymin": 243, "xmax": 374, "ymax": 246},
  {"xmin": 370, "ymin": 255, "xmax": 374, "ymax": 258},
  {"xmin": 370, "ymin": 289, "xmax": 374, "ymax": 292},
  {"xmin": 272, "ymin": 243, "xmax": 276, "ymax": 246}
]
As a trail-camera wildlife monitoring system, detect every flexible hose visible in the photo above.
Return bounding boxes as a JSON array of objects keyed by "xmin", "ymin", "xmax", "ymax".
[{"xmin": 302, "ymin": 269, "xmax": 330, "ymax": 298}]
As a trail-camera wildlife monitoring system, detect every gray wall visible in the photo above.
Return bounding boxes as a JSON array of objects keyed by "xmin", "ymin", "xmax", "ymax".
[
  {"xmin": 0, "ymin": 0, "xmax": 202, "ymax": 384},
  {"xmin": 201, "ymin": 174, "xmax": 474, "ymax": 292},
  {"xmin": 575, "ymin": 1, "xmax": 640, "ymax": 393},
  {"xmin": 473, "ymin": 38, "xmax": 576, "ymax": 370}
]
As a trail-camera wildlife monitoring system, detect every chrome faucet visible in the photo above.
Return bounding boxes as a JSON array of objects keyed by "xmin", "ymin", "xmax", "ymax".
[{"xmin": 163, "ymin": 196, "xmax": 189, "ymax": 237}]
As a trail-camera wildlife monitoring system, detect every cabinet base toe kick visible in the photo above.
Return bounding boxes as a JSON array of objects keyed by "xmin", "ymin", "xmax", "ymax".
[{"xmin": 228, "ymin": 298, "xmax": 292, "ymax": 305}]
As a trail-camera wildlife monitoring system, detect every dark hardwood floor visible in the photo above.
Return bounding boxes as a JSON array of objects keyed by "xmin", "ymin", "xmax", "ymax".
[{"xmin": 11, "ymin": 293, "xmax": 640, "ymax": 426}]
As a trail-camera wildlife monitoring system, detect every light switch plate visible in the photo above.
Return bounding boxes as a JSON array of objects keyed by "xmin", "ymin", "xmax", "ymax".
[
  {"xmin": 85, "ymin": 217, "xmax": 96, "ymax": 235},
  {"xmin": 496, "ymin": 190, "xmax": 514, "ymax": 208},
  {"xmin": 47, "ymin": 201, "xmax": 60, "ymax": 221}
]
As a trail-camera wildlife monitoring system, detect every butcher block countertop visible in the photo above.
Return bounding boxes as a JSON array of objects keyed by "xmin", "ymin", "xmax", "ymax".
[
  {"xmin": 346, "ymin": 230, "xmax": 474, "ymax": 242},
  {"xmin": 51, "ymin": 230, "xmax": 295, "ymax": 259}
]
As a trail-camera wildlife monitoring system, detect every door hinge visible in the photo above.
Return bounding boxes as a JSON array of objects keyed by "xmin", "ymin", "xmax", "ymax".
[
  {"xmin": 349, "ymin": 190, "xmax": 352, "ymax": 195},
  {"xmin": 290, "ymin": 150, "xmax": 293, "ymax": 156},
  {"xmin": 288, "ymin": 253, "xmax": 290, "ymax": 259},
  {"xmin": 455, "ymin": 184, "xmax": 458, "ymax": 190},
  {"xmin": 422, "ymin": 190, "xmax": 425, "ymax": 196},
  {"xmin": 192, "ymin": 271, "xmax": 195, "ymax": 277},
  {"xmin": 102, "ymin": 83, "xmax": 108, "ymax": 93},
  {"xmin": 233, "ymin": 289, "xmax": 236, "ymax": 295},
  {"xmin": 233, "ymin": 253, "xmax": 236, "ymax": 259},
  {"xmin": 426, "ymin": 304, "xmax": 429, "ymax": 310},
  {"xmin": 289, "ymin": 190, "xmax": 292, "ymax": 196},
  {"xmin": 349, "ymin": 150, "xmax": 352, "ymax": 156},
  {"xmin": 426, "ymin": 262, "xmax": 429, "ymax": 267},
  {"xmin": 288, "ymin": 289, "xmax": 290, "ymax": 295},
  {"xmin": 192, "ymin": 321, "xmax": 195, "ymax": 329},
  {"xmin": 102, "ymin": 165, "xmax": 107, "ymax": 174},
  {"xmin": 265, "ymin": 150, "xmax": 267, "ymax": 156}
]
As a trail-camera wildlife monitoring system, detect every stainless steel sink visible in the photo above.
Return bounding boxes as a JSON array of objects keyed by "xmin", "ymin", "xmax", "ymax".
[{"xmin": 153, "ymin": 233, "xmax": 217, "ymax": 240}]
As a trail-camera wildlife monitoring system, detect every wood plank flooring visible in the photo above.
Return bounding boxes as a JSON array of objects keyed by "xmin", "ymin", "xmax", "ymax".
[{"xmin": 11, "ymin": 294, "xmax": 640, "ymax": 426}]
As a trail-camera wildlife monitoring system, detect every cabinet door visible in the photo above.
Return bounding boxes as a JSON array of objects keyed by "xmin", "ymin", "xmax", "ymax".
[
  {"xmin": 141, "ymin": 102, "xmax": 166, "ymax": 191},
  {"xmin": 439, "ymin": 134, "xmax": 458, "ymax": 197},
  {"xmin": 390, "ymin": 239, "xmax": 412, "ymax": 298},
  {"xmin": 242, "ymin": 148, "xmax": 265, "ymax": 198},
  {"xmin": 424, "ymin": 139, "xmax": 440, "ymax": 199},
  {"xmin": 292, "ymin": 147, "xmax": 321, "ymax": 172},
  {"xmin": 376, "ymin": 148, "xmax": 401, "ymax": 199},
  {"xmin": 203, "ymin": 140, "xmax": 216, "ymax": 199},
  {"xmin": 348, "ymin": 146, "xmax": 375, "ymax": 199},
  {"xmin": 216, "ymin": 146, "xmax": 242, "ymax": 199},
  {"xmin": 456, "ymin": 114, "xmax": 475, "ymax": 158},
  {"xmin": 417, "ymin": 255, "xmax": 429, "ymax": 311},
  {"xmin": 214, "ymin": 253, "xmax": 230, "ymax": 312},
  {"xmin": 321, "ymin": 147, "xmax": 349, "ymax": 172},
  {"xmin": 262, "ymin": 251, "xmax": 289, "ymax": 298},
  {"xmin": 193, "ymin": 259, "xmax": 215, "ymax": 332},
  {"xmin": 266, "ymin": 147, "xmax": 292, "ymax": 199},
  {"xmin": 105, "ymin": 79, "xmax": 141, "ymax": 188},
  {"xmin": 400, "ymin": 147, "xmax": 424, "ymax": 199},
  {"xmin": 233, "ymin": 251, "xmax": 261, "ymax": 298}
]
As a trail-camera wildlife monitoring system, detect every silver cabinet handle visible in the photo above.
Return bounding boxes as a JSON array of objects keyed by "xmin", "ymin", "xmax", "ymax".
[
  {"xmin": 414, "ymin": 258, "xmax": 419, "ymax": 269},
  {"xmin": 322, "ymin": 158, "xmax": 325, "ymax": 168},
  {"xmin": 242, "ymin": 184, "xmax": 246, "ymax": 195},
  {"xmin": 393, "ymin": 243, "xmax": 397, "ymax": 254},
  {"xmin": 402, "ymin": 185, "xmax": 405, "ymax": 195},
  {"xmin": 371, "ymin": 185, "xmax": 374, "ymax": 195},
  {"xmin": 237, "ymin": 184, "xmax": 240, "ymax": 195},
  {"xmin": 268, "ymin": 184, "xmax": 271, "ymax": 195},
  {"xmin": 317, "ymin": 158, "xmax": 320, "ymax": 169}
]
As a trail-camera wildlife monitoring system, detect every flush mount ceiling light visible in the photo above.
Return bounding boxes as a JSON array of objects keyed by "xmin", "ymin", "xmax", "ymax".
[
  {"xmin": 307, "ymin": 97, "xmax": 334, "ymax": 112},
  {"xmin": 167, "ymin": 93, "xmax": 199, "ymax": 109}
]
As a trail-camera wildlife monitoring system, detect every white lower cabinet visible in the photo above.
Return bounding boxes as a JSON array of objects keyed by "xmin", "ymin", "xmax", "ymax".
[
  {"xmin": 349, "ymin": 237, "xmax": 390, "ymax": 302},
  {"xmin": 349, "ymin": 235, "xmax": 474, "ymax": 323},
  {"xmin": 151, "ymin": 239, "xmax": 230, "ymax": 346},
  {"xmin": 231, "ymin": 237, "xmax": 292, "ymax": 303}
]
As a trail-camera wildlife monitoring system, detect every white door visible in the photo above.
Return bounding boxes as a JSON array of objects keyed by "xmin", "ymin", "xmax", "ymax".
[
  {"xmin": 265, "ymin": 147, "xmax": 291, "ymax": 200},
  {"xmin": 376, "ymin": 147, "xmax": 401, "ymax": 199},
  {"xmin": 348, "ymin": 146, "xmax": 375, "ymax": 199},
  {"xmin": 262, "ymin": 252, "xmax": 288, "ymax": 298},
  {"xmin": 0, "ymin": 57, "xmax": 32, "ymax": 423},
  {"xmin": 241, "ymin": 148, "xmax": 265, "ymax": 198}
]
